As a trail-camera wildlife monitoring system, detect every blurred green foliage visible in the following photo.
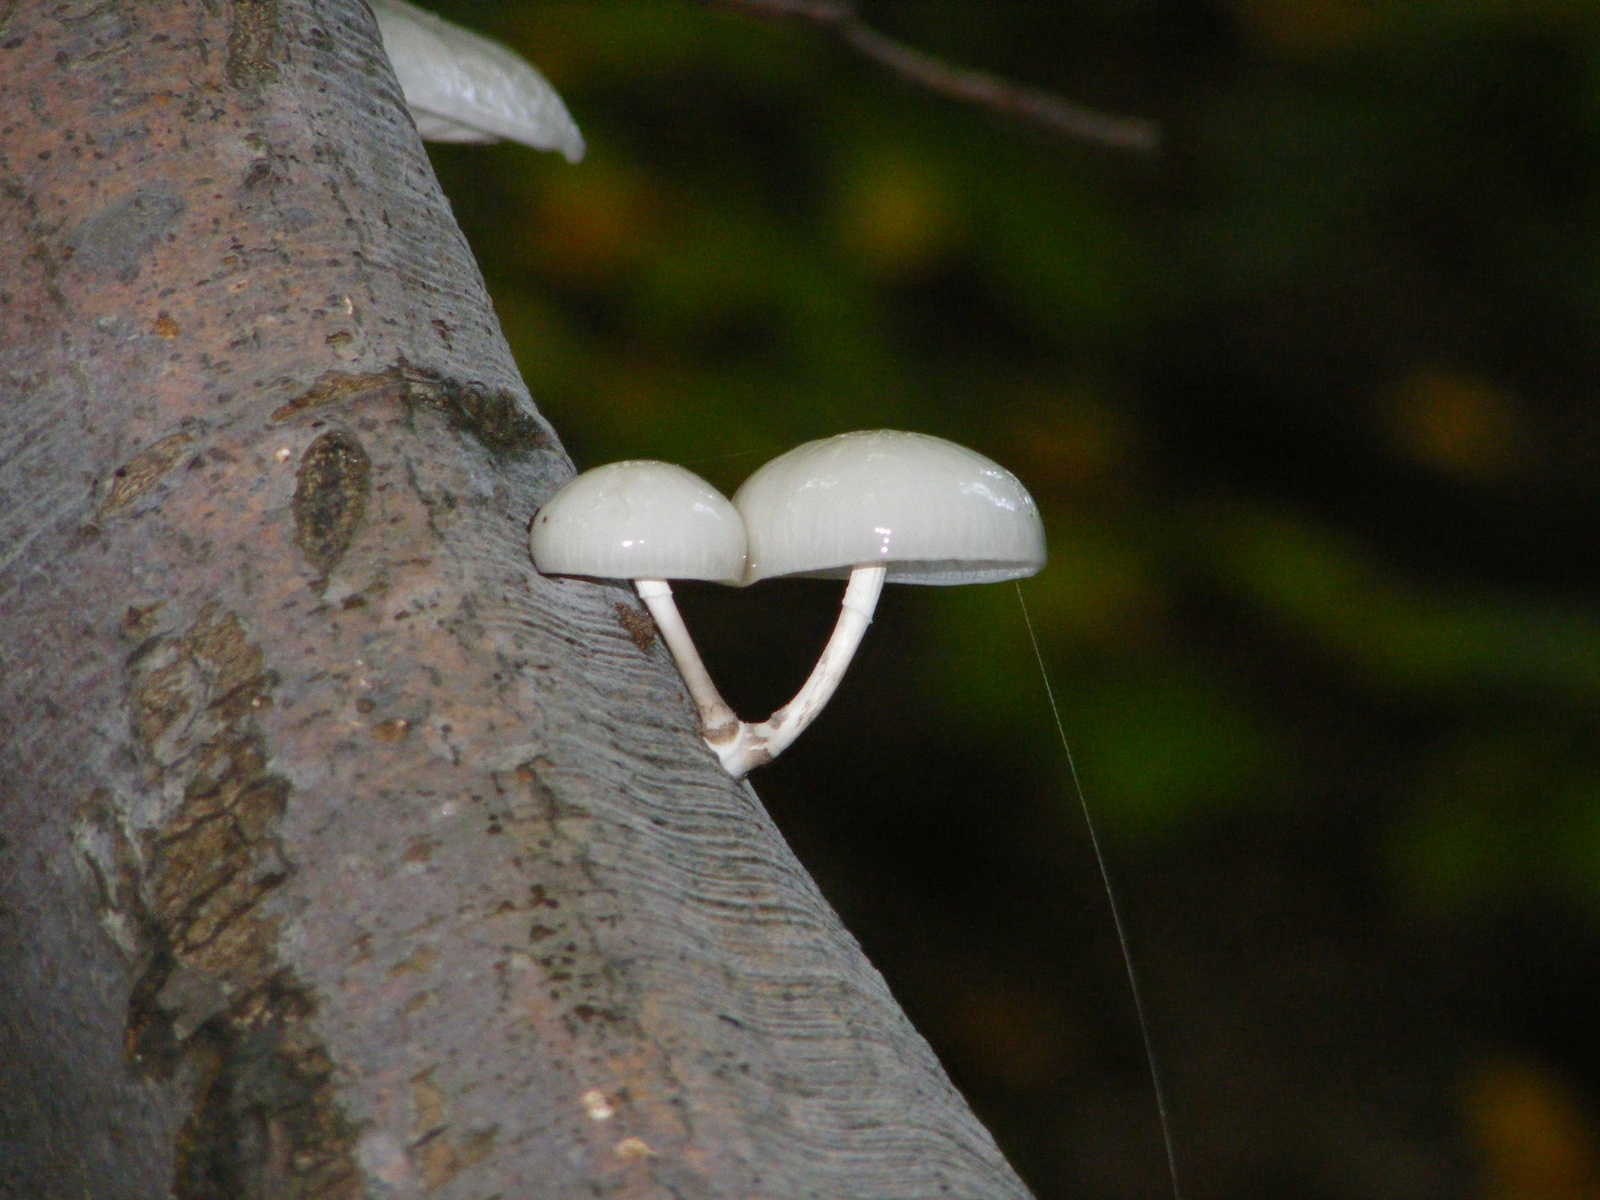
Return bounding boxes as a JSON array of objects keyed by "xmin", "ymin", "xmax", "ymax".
[{"xmin": 421, "ymin": 2, "xmax": 1600, "ymax": 1194}]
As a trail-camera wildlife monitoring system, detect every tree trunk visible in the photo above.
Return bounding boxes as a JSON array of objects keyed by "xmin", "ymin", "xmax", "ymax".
[{"xmin": 0, "ymin": 2, "xmax": 1031, "ymax": 1196}]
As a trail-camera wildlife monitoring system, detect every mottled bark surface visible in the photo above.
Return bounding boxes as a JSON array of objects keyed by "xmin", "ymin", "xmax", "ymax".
[{"xmin": 0, "ymin": 2, "xmax": 1031, "ymax": 1196}]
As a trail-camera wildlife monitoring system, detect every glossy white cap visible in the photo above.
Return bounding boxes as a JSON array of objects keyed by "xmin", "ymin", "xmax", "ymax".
[
  {"xmin": 733, "ymin": 430, "xmax": 1046, "ymax": 585},
  {"xmin": 531, "ymin": 461, "xmax": 746, "ymax": 582},
  {"xmin": 374, "ymin": 0, "xmax": 586, "ymax": 162}
]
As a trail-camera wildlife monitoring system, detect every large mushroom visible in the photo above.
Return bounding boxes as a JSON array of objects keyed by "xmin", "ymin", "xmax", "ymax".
[{"xmin": 716, "ymin": 429, "xmax": 1046, "ymax": 775}]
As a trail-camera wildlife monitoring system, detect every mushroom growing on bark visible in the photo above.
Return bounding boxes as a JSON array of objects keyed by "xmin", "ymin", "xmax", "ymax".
[
  {"xmin": 717, "ymin": 429, "xmax": 1047, "ymax": 775},
  {"xmin": 531, "ymin": 433, "xmax": 1045, "ymax": 778},
  {"xmin": 373, "ymin": 0, "xmax": 585, "ymax": 161},
  {"xmin": 530, "ymin": 461, "xmax": 746, "ymax": 743}
]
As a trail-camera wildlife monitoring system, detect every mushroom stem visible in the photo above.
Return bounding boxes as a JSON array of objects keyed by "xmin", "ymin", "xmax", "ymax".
[
  {"xmin": 720, "ymin": 565, "xmax": 887, "ymax": 777},
  {"xmin": 634, "ymin": 579, "xmax": 741, "ymax": 741},
  {"xmin": 641, "ymin": 568, "xmax": 888, "ymax": 779}
]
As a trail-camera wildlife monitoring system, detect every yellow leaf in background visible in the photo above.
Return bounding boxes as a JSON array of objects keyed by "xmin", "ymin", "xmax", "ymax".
[
  {"xmin": 1235, "ymin": 0, "xmax": 1372, "ymax": 52},
  {"xmin": 941, "ymin": 981, "xmax": 1075, "ymax": 1094},
  {"xmin": 1467, "ymin": 1057, "xmax": 1600, "ymax": 1200},
  {"xmin": 1382, "ymin": 366, "xmax": 1523, "ymax": 482},
  {"xmin": 1004, "ymin": 390, "xmax": 1136, "ymax": 500},
  {"xmin": 835, "ymin": 151, "xmax": 959, "ymax": 280},
  {"xmin": 524, "ymin": 159, "xmax": 657, "ymax": 284}
]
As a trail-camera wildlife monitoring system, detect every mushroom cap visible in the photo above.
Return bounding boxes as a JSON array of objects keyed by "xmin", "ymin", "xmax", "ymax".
[
  {"xmin": 531, "ymin": 461, "xmax": 747, "ymax": 583},
  {"xmin": 733, "ymin": 430, "xmax": 1047, "ymax": 585},
  {"xmin": 373, "ymin": 0, "xmax": 586, "ymax": 162}
]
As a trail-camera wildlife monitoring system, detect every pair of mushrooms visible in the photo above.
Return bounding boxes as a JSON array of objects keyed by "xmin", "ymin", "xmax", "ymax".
[{"xmin": 531, "ymin": 431, "xmax": 1047, "ymax": 777}]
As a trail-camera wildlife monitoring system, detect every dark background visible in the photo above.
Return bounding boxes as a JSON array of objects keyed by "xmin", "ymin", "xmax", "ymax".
[{"xmin": 424, "ymin": 3, "xmax": 1600, "ymax": 1195}]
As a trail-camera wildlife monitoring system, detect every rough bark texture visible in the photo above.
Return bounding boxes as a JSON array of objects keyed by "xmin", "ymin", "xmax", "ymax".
[{"xmin": 0, "ymin": 2, "xmax": 1032, "ymax": 1196}]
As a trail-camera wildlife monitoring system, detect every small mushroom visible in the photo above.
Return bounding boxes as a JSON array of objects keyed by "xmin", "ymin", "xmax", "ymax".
[
  {"xmin": 717, "ymin": 430, "xmax": 1046, "ymax": 776},
  {"xmin": 530, "ymin": 461, "xmax": 745, "ymax": 742},
  {"xmin": 373, "ymin": 0, "xmax": 585, "ymax": 162}
]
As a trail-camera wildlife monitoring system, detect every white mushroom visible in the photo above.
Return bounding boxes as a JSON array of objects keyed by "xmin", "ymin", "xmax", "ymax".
[
  {"xmin": 718, "ymin": 430, "xmax": 1046, "ymax": 776},
  {"xmin": 530, "ymin": 461, "xmax": 745, "ymax": 741},
  {"xmin": 373, "ymin": 0, "xmax": 585, "ymax": 162},
  {"xmin": 529, "ymin": 436, "xmax": 1045, "ymax": 779}
]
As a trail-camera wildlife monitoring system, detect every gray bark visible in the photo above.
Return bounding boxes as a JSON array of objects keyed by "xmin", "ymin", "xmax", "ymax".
[{"xmin": 0, "ymin": 1, "xmax": 1032, "ymax": 1196}]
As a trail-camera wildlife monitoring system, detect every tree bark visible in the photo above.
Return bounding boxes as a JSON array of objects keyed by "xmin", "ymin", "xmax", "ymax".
[{"xmin": 0, "ymin": 2, "xmax": 1032, "ymax": 1197}]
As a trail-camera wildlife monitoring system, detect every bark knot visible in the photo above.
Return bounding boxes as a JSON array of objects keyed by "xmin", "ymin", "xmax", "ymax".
[{"xmin": 292, "ymin": 429, "xmax": 370, "ymax": 579}]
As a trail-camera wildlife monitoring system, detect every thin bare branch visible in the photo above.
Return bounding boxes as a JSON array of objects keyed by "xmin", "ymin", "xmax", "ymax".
[{"xmin": 694, "ymin": 0, "xmax": 1160, "ymax": 154}]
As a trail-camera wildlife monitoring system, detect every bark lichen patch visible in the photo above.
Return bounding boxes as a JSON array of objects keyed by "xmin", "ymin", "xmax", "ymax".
[
  {"xmin": 99, "ymin": 430, "xmax": 196, "ymax": 517},
  {"xmin": 270, "ymin": 367, "xmax": 399, "ymax": 421},
  {"xmin": 128, "ymin": 608, "xmax": 273, "ymax": 765},
  {"xmin": 126, "ymin": 606, "xmax": 288, "ymax": 1039},
  {"xmin": 226, "ymin": 0, "xmax": 281, "ymax": 90},
  {"xmin": 413, "ymin": 1123, "xmax": 499, "ymax": 1189},
  {"xmin": 478, "ymin": 765, "xmax": 658, "ymax": 1051},
  {"xmin": 67, "ymin": 184, "xmax": 186, "ymax": 283},
  {"xmin": 121, "ymin": 607, "xmax": 361, "ymax": 1197},
  {"xmin": 171, "ymin": 981, "xmax": 361, "ymax": 1200},
  {"xmin": 615, "ymin": 603, "xmax": 658, "ymax": 652},
  {"xmin": 370, "ymin": 716, "xmax": 410, "ymax": 743},
  {"xmin": 149, "ymin": 732, "xmax": 289, "ymax": 980},
  {"xmin": 271, "ymin": 362, "xmax": 550, "ymax": 460},
  {"xmin": 71, "ymin": 789, "xmax": 149, "ymax": 960},
  {"xmin": 292, "ymin": 429, "xmax": 370, "ymax": 578},
  {"xmin": 416, "ymin": 372, "xmax": 550, "ymax": 460},
  {"xmin": 52, "ymin": 1, "xmax": 136, "ymax": 69},
  {"xmin": 123, "ymin": 603, "xmax": 165, "ymax": 639}
]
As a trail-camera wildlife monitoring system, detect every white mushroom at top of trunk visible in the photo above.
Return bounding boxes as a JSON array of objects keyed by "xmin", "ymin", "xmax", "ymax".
[
  {"xmin": 530, "ymin": 461, "xmax": 746, "ymax": 743},
  {"xmin": 719, "ymin": 429, "xmax": 1046, "ymax": 776},
  {"xmin": 373, "ymin": 0, "xmax": 585, "ymax": 162}
]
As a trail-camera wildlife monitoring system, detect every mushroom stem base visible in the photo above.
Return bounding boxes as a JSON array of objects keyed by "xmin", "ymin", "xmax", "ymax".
[{"xmin": 638, "ymin": 568, "xmax": 888, "ymax": 779}]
